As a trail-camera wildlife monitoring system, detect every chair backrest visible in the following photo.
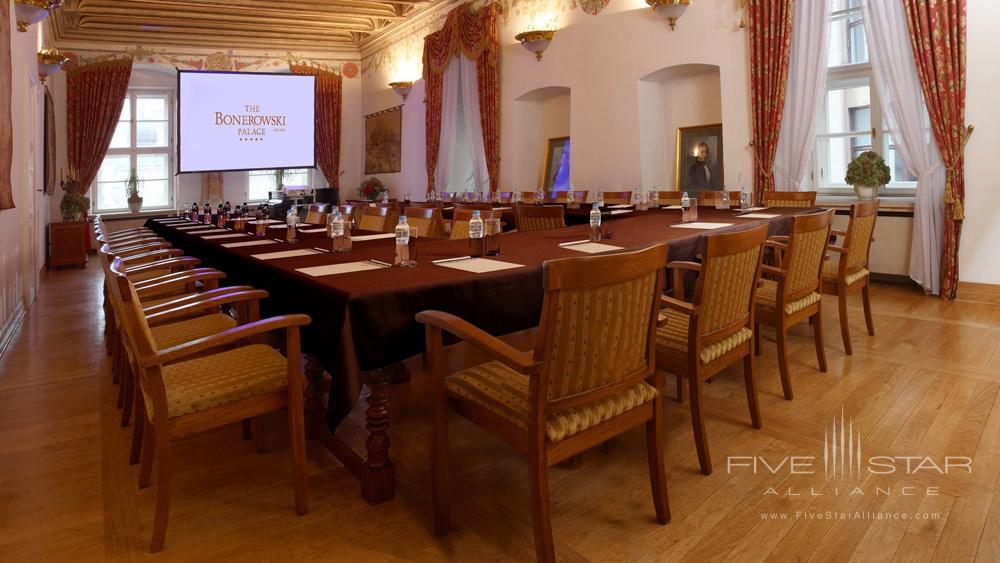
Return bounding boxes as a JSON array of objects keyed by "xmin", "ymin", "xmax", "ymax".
[
  {"xmin": 519, "ymin": 191, "xmax": 541, "ymax": 204},
  {"xmin": 696, "ymin": 190, "xmax": 722, "ymax": 206},
  {"xmin": 450, "ymin": 209, "xmax": 499, "ymax": 240},
  {"xmin": 547, "ymin": 190, "xmax": 588, "ymax": 204},
  {"xmin": 438, "ymin": 192, "xmax": 457, "ymax": 202},
  {"xmin": 656, "ymin": 191, "xmax": 683, "ymax": 205},
  {"xmin": 497, "ymin": 191, "xmax": 514, "ymax": 204},
  {"xmin": 842, "ymin": 200, "xmax": 878, "ymax": 272},
  {"xmin": 108, "ymin": 257, "xmax": 158, "ymax": 359},
  {"xmin": 454, "ymin": 202, "xmax": 493, "ymax": 212},
  {"xmin": 602, "ymin": 191, "xmax": 631, "ymax": 205},
  {"xmin": 534, "ymin": 244, "xmax": 667, "ymax": 407},
  {"xmin": 409, "ymin": 201, "xmax": 444, "ymax": 209},
  {"xmin": 763, "ymin": 190, "xmax": 817, "ymax": 208},
  {"xmin": 781, "ymin": 210, "xmax": 834, "ymax": 300},
  {"xmin": 358, "ymin": 205, "xmax": 399, "ymax": 233},
  {"xmin": 692, "ymin": 224, "xmax": 768, "ymax": 343},
  {"xmin": 403, "ymin": 206, "xmax": 446, "ymax": 239},
  {"xmin": 514, "ymin": 204, "xmax": 566, "ymax": 232},
  {"xmin": 304, "ymin": 203, "xmax": 330, "ymax": 224}
]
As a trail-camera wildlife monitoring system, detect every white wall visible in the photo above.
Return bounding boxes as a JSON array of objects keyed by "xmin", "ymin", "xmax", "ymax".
[{"xmin": 512, "ymin": 86, "xmax": 570, "ymax": 189}]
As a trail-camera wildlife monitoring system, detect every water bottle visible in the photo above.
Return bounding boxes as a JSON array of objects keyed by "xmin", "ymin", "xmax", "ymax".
[
  {"xmin": 740, "ymin": 186, "xmax": 751, "ymax": 210},
  {"xmin": 468, "ymin": 210, "xmax": 485, "ymax": 257},
  {"xmin": 536, "ymin": 188, "xmax": 545, "ymax": 205},
  {"xmin": 681, "ymin": 192, "xmax": 692, "ymax": 222},
  {"xmin": 381, "ymin": 191, "xmax": 390, "ymax": 204},
  {"xmin": 203, "ymin": 202, "xmax": 212, "ymax": 224},
  {"xmin": 650, "ymin": 190, "xmax": 660, "ymax": 208},
  {"xmin": 255, "ymin": 205, "xmax": 263, "ymax": 222},
  {"xmin": 597, "ymin": 190, "xmax": 605, "ymax": 207},
  {"xmin": 286, "ymin": 205, "xmax": 299, "ymax": 242},
  {"xmin": 404, "ymin": 190, "xmax": 412, "ymax": 202},
  {"xmin": 719, "ymin": 191, "xmax": 730, "ymax": 210},
  {"xmin": 589, "ymin": 203, "xmax": 602, "ymax": 242},
  {"xmin": 394, "ymin": 215, "xmax": 411, "ymax": 266},
  {"xmin": 180, "ymin": 202, "xmax": 188, "ymax": 219},
  {"xmin": 566, "ymin": 190, "xmax": 576, "ymax": 209},
  {"xmin": 262, "ymin": 203, "xmax": 270, "ymax": 221},
  {"xmin": 241, "ymin": 202, "xmax": 249, "ymax": 216},
  {"xmin": 191, "ymin": 202, "xmax": 199, "ymax": 221},
  {"xmin": 631, "ymin": 190, "xmax": 641, "ymax": 208},
  {"xmin": 328, "ymin": 210, "xmax": 348, "ymax": 252}
]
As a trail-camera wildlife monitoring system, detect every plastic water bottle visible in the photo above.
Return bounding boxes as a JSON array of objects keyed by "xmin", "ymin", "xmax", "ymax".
[
  {"xmin": 681, "ymin": 192, "xmax": 692, "ymax": 222},
  {"xmin": 631, "ymin": 190, "xmax": 641, "ymax": 208},
  {"xmin": 597, "ymin": 190, "xmax": 605, "ymax": 207},
  {"xmin": 286, "ymin": 205, "xmax": 299, "ymax": 242},
  {"xmin": 203, "ymin": 202, "xmax": 212, "ymax": 224},
  {"xmin": 394, "ymin": 215, "xmax": 411, "ymax": 266},
  {"xmin": 381, "ymin": 191, "xmax": 390, "ymax": 204},
  {"xmin": 740, "ymin": 186, "xmax": 751, "ymax": 210},
  {"xmin": 180, "ymin": 202, "xmax": 188, "ymax": 219},
  {"xmin": 566, "ymin": 190, "xmax": 576, "ymax": 209},
  {"xmin": 469, "ymin": 210, "xmax": 485, "ymax": 257},
  {"xmin": 329, "ymin": 210, "xmax": 347, "ymax": 252},
  {"xmin": 190, "ymin": 202, "xmax": 199, "ymax": 221},
  {"xmin": 404, "ymin": 190, "xmax": 412, "ymax": 202},
  {"xmin": 536, "ymin": 188, "xmax": 545, "ymax": 205},
  {"xmin": 589, "ymin": 203, "xmax": 602, "ymax": 242},
  {"xmin": 650, "ymin": 190, "xmax": 660, "ymax": 208}
]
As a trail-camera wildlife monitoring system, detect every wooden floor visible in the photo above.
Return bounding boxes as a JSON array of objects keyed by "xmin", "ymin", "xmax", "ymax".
[{"xmin": 2, "ymin": 265, "xmax": 1000, "ymax": 562}]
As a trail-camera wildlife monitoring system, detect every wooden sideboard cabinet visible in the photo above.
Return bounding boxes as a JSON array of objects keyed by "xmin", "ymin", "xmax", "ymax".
[{"xmin": 48, "ymin": 221, "xmax": 89, "ymax": 269}]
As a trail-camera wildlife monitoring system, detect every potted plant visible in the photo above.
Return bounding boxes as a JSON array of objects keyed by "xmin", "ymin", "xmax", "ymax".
[
  {"xmin": 358, "ymin": 177, "xmax": 387, "ymax": 201},
  {"xmin": 59, "ymin": 172, "xmax": 89, "ymax": 221},
  {"xmin": 126, "ymin": 167, "xmax": 143, "ymax": 213},
  {"xmin": 274, "ymin": 169, "xmax": 286, "ymax": 191},
  {"xmin": 845, "ymin": 150, "xmax": 891, "ymax": 200}
]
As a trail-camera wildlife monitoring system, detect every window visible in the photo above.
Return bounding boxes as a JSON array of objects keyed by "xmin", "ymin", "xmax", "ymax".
[
  {"xmin": 811, "ymin": 1, "xmax": 916, "ymax": 195},
  {"xmin": 247, "ymin": 168, "xmax": 314, "ymax": 202},
  {"xmin": 93, "ymin": 91, "xmax": 174, "ymax": 212}
]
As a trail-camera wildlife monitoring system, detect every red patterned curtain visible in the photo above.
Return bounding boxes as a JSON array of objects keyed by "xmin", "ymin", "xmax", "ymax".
[
  {"xmin": 0, "ymin": 0, "xmax": 13, "ymax": 210},
  {"xmin": 289, "ymin": 63, "xmax": 343, "ymax": 189},
  {"xmin": 901, "ymin": 0, "xmax": 968, "ymax": 300},
  {"xmin": 422, "ymin": 2, "xmax": 500, "ymax": 192},
  {"xmin": 748, "ymin": 0, "xmax": 794, "ymax": 201},
  {"xmin": 67, "ymin": 58, "xmax": 133, "ymax": 194}
]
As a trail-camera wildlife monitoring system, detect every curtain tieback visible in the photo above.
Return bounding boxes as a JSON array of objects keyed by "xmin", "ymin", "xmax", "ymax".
[{"xmin": 916, "ymin": 162, "xmax": 942, "ymax": 183}]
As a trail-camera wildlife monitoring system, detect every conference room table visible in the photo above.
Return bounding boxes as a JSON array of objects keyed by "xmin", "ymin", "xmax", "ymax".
[{"xmin": 145, "ymin": 205, "xmax": 816, "ymax": 504}]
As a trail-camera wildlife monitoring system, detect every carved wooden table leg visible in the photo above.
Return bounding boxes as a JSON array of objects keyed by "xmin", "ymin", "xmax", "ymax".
[
  {"xmin": 304, "ymin": 354, "xmax": 326, "ymax": 439},
  {"xmin": 361, "ymin": 370, "xmax": 395, "ymax": 503}
]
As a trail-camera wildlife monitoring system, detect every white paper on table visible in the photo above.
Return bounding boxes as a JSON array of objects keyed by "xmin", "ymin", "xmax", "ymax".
[
  {"xmin": 738, "ymin": 213, "xmax": 781, "ymax": 219},
  {"xmin": 247, "ymin": 219, "xmax": 281, "ymax": 224},
  {"xmin": 434, "ymin": 258, "xmax": 525, "ymax": 273},
  {"xmin": 222, "ymin": 239, "xmax": 279, "ymax": 248},
  {"xmin": 296, "ymin": 261, "xmax": 387, "ymax": 277},
  {"xmin": 177, "ymin": 225, "xmax": 220, "ymax": 231},
  {"xmin": 252, "ymin": 249, "xmax": 322, "ymax": 260},
  {"xmin": 353, "ymin": 233, "xmax": 395, "ymax": 241},
  {"xmin": 185, "ymin": 229, "xmax": 226, "ymax": 235},
  {"xmin": 202, "ymin": 233, "xmax": 249, "ymax": 240},
  {"xmin": 608, "ymin": 204, "xmax": 633, "ymax": 209},
  {"xmin": 672, "ymin": 222, "xmax": 734, "ymax": 230},
  {"xmin": 661, "ymin": 205, "xmax": 683, "ymax": 210},
  {"xmin": 609, "ymin": 209, "xmax": 632, "ymax": 215},
  {"xmin": 300, "ymin": 228, "xmax": 327, "ymax": 233},
  {"xmin": 743, "ymin": 207, "xmax": 769, "ymax": 212},
  {"xmin": 560, "ymin": 242, "xmax": 623, "ymax": 254},
  {"xmin": 493, "ymin": 206, "xmax": 512, "ymax": 211},
  {"xmin": 156, "ymin": 218, "xmax": 186, "ymax": 223}
]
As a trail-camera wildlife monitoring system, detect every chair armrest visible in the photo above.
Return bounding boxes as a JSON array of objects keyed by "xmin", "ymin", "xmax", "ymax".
[
  {"xmin": 764, "ymin": 240, "xmax": 787, "ymax": 250},
  {"xmin": 142, "ymin": 315, "xmax": 312, "ymax": 368},
  {"xmin": 142, "ymin": 285, "xmax": 254, "ymax": 315},
  {"xmin": 666, "ymin": 261, "xmax": 701, "ymax": 272},
  {"xmin": 121, "ymin": 248, "xmax": 184, "ymax": 265},
  {"xmin": 416, "ymin": 310, "xmax": 539, "ymax": 374},
  {"xmin": 768, "ymin": 235, "xmax": 790, "ymax": 242},
  {"xmin": 831, "ymin": 228, "xmax": 847, "ymax": 237},
  {"xmin": 134, "ymin": 268, "xmax": 225, "ymax": 295},
  {"xmin": 126, "ymin": 257, "xmax": 200, "ymax": 276},
  {"xmin": 114, "ymin": 242, "xmax": 172, "ymax": 257},
  {"xmin": 761, "ymin": 264, "xmax": 786, "ymax": 279},
  {"xmin": 146, "ymin": 289, "xmax": 269, "ymax": 325},
  {"xmin": 660, "ymin": 294, "xmax": 699, "ymax": 317},
  {"xmin": 827, "ymin": 245, "xmax": 847, "ymax": 254}
]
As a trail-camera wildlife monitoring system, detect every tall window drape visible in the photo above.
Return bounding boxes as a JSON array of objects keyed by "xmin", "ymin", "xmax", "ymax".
[
  {"xmin": 437, "ymin": 55, "xmax": 490, "ymax": 192},
  {"xmin": 772, "ymin": 0, "xmax": 828, "ymax": 191},
  {"xmin": 289, "ymin": 63, "xmax": 342, "ymax": 189},
  {"xmin": 0, "ymin": 0, "xmax": 14, "ymax": 211},
  {"xmin": 748, "ymin": 0, "xmax": 794, "ymax": 201},
  {"xmin": 423, "ymin": 2, "xmax": 500, "ymax": 193},
  {"xmin": 67, "ymin": 58, "xmax": 133, "ymax": 193},
  {"xmin": 901, "ymin": 0, "xmax": 969, "ymax": 300}
]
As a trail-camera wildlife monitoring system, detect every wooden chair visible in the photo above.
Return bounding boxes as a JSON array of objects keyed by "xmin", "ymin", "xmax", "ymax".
[
  {"xmin": 821, "ymin": 200, "xmax": 878, "ymax": 355},
  {"xmin": 438, "ymin": 191, "xmax": 457, "ymax": 202},
  {"xmin": 656, "ymin": 224, "xmax": 768, "ymax": 475},
  {"xmin": 357, "ymin": 205, "xmax": 399, "ymax": 233},
  {"xmin": 303, "ymin": 203, "xmax": 330, "ymax": 225},
  {"xmin": 656, "ymin": 191, "xmax": 683, "ymax": 205},
  {"xmin": 497, "ymin": 191, "xmax": 514, "ymax": 204},
  {"xmin": 453, "ymin": 202, "xmax": 493, "ymax": 212},
  {"xmin": 754, "ymin": 210, "xmax": 833, "ymax": 400},
  {"xmin": 519, "ymin": 190, "xmax": 542, "ymax": 204},
  {"xmin": 762, "ymin": 190, "xmax": 818, "ymax": 208},
  {"xmin": 514, "ymin": 204, "xmax": 566, "ymax": 233},
  {"xmin": 409, "ymin": 201, "xmax": 445, "ymax": 209},
  {"xmin": 547, "ymin": 190, "xmax": 588, "ymax": 204},
  {"xmin": 403, "ymin": 206, "xmax": 446, "ymax": 239},
  {"xmin": 417, "ymin": 244, "xmax": 671, "ymax": 562},
  {"xmin": 450, "ymin": 209, "xmax": 499, "ymax": 240},
  {"xmin": 695, "ymin": 190, "xmax": 723, "ymax": 206},
  {"xmin": 108, "ymin": 258, "xmax": 310, "ymax": 553},
  {"xmin": 601, "ymin": 191, "xmax": 632, "ymax": 205}
]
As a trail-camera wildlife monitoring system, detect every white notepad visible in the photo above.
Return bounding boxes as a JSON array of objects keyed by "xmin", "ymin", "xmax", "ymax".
[
  {"xmin": 493, "ymin": 206, "xmax": 512, "ymax": 211},
  {"xmin": 742, "ymin": 207, "xmax": 769, "ymax": 212},
  {"xmin": 353, "ymin": 233, "xmax": 395, "ymax": 241},
  {"xmin": 222, "ymin": 240, "xmax": 278, "ymax": 248},
  {"xmin": 672, "ymin": 222, "xmax": 734, "ymax": 230},
  {"xmin": 434, "ymin": 258, "xmax": 525, "ymax": 273},
  {"xmin": 296, "ymin": 261, "xmax": 387, "ymax": 277},
  {"xmin": 739, "ymin": 213, "xmax": 781, "ymax": 219},
  {"xmin": 661, "ymin": 205, "xmax": 683, "ymax": 210},
  {"xmin": 300, "ymin": 228, "xmax": 327, "ymax": 233},
  {"xmin": 609, "ymin": 209, "xmax": 632, "ymax": 216},
  {"xmin": 202, "ymin": 233, "xmax": 249, "ymax": 240},
  {"xmin": 608, "ymin": 204, "xmax": 633, "ymax": 209},
  {"xmin": 560, "ymin": 242, "xmax": 623, "ymax": 254},
  {"xmin": 252, "ymin": 249, "xmax": 322, "ymax": 260}
]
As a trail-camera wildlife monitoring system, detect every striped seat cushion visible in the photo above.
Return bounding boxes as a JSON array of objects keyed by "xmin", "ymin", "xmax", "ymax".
[
  {"xmin": 150, "ymin": 313, "xmax": 237, "ymax": 349},
  {"xmin": 656, "ymin": 309, "xmax": 752, "ymax": 364},
  {"xmin": 823, "ymin": 261, "xmax": 869, "ymax": 286},
  {"xmin": 446, "ymin": 360, "xmax": 658, "ymax": 442},
  {"xmin": 145, "ymin": 344, "xmax": 287, "ymax": 419},
  {"xmin": 141, "ymin": 292, "xmax": 198, "ymax": 307},
  {"xmin": 756, "ymin": 279, "xmax": 821, "ymax": 316}
]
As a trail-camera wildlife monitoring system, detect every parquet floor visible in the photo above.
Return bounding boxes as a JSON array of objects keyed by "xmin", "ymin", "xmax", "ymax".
[{"xmin": 2, "ymin": 265, "xmax": 999, "ymax": 561}]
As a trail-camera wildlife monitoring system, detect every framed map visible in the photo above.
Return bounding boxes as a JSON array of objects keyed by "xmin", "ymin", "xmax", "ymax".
[{"xmin": 365, "ymin": 106, "xmax": 402, "ymax": 174}]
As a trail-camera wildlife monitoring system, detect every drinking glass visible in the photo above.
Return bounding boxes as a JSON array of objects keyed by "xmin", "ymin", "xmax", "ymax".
[{"xmin": 485, "ymin": 218, "xmax": 502, "ymax": 256}]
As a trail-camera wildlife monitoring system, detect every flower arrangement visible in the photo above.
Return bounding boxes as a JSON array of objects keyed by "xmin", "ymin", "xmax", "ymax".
[
  {"xmin": 358, "ymin": 177, "xmax": 387, "ymax": 201},
  {"xmin": 59, "ymin": 168, "xmax": 89, "ymax": 221},
  {"xmin": 845, "ymin": 151, "xmax": 891, "ymax": 199}
]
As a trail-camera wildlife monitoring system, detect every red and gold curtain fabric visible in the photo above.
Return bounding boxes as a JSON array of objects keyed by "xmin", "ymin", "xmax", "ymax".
[
  {"xmin": 0, "ymin": 0, "xmax": 14, "ymax": 210},
  {"xmin": 290, "ymin": 63, "xmax": 343, "ymax": 189},
  {"xmin": 422, "ymin": 2, "xmax": 500, "ymax": 192},
  {"xmin": 901, "ymin": 0, "xmax": 968, "ymax": 300},
  {"xmin": 747, "ymin": 0, "xmax": 794, "ymax": 201},
  {"xmin": 66, "ymin": 58, "xmax": 133, "ymax": 194}
]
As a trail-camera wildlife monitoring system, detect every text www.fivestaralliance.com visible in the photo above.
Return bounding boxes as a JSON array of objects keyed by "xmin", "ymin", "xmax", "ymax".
[{"xmin": 759, "ymin": 511, "xmax": 941, "ymax": 521}]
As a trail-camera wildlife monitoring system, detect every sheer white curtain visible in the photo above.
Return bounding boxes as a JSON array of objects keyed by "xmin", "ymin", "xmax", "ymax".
[
  {"xmin": 863, "ymin": 0, "xmax": 945, "ymax": 295},
  {"xmin": 773, "ymin": 0, "xmax": 829, "ymax": 191},
  {"xmin": 436, "ymin": 54, "xmax": 490, "ymax": 193}
]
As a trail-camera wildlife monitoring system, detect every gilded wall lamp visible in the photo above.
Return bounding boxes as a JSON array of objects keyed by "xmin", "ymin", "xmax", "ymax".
[
  {"xmin": 37, "ymin": 48, "xmax": 70, "ymax": 82},
  {"xmin": 389, "ymin": 81, "xmax": 414, "ymax": 102},
  {"xmin": 14, "ymin": 0, "xmax": 63, "ymax": 33},
  {"xmin": 647, "ymin": 0, "xmax": 691, "ymax": 30},
  {"xmin": 514, "ymin": 29, "xmax": 557, "ymax": 61}
]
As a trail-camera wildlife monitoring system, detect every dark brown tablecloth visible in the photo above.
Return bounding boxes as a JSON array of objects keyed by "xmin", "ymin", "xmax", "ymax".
[{"xmin": 146, "ymin": 206, "xmax": 815, "ymax": 430}]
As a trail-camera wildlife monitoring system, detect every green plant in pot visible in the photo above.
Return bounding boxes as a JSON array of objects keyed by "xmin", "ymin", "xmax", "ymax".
[
  {"xmin": 274, "ymin": 168, "xmax": 286, "ymax": 191},
  {"xmin": 845, "ymin": 150, "xmax": 891, "ymax": 200},
  {"xmin": 59, "ymin": 173, "xmax": 89, "ymax": 221},
  {"xmin": 126, "ymin": 167, "xmax": 143, "ymax": 213}
]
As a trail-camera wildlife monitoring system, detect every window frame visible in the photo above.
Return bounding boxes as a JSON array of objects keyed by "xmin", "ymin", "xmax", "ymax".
[{"xmin": 246, "ymin": 168, "xmax": 316, "ymax": 203}]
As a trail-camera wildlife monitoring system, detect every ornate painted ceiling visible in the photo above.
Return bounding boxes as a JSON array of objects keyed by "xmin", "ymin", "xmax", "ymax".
[{"xmin": 48, "ymin": 0, "xmax": 443, "ymax": 53}]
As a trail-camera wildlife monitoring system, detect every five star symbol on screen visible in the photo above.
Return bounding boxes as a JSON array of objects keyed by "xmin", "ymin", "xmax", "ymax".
[{"xmin": 239, "ymin": 138, "xmax": 264, "ymax": 142}]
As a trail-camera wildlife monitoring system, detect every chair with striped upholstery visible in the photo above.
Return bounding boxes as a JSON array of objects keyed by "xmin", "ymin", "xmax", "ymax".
[
  {"xmin": 762, "ymin": 190, "xmax": 817, "ymax": 208},
  {"xmin": 357, "ymin": 205, "xmax": 400, "ymax": 233},
  {"xmin": 546, "ymin": 190, "xmax": 588, "ymax": 204},
  {"xmin": 513, "ymin": 204, "xmax": 566, "ymax": 233},
  {"xmin": 754, "ymin": 210, "xmax": 833, "ymax": 400},
  {"xmin": 453, "ymin": 202, "xmax": 493, "ymax": 212},
  {"xmin": 403, "ymin": 206, "xmax": 446, "ymax": 239},
  {"xmin": 108, "ymin": 258, "xmax": 310, "ymax": 553},
  {"xmin": 417, "ymin": 244, "xmax": 671, "ymax": 562},
  {"xmin": 519, "ymin": 190, "xmax": 542, "ymax": 204},
  {"xmin": 822, "ymin": 200, "xmax": 878, "ymax": 355},
  {"xmin": 450, "ymin": 209, "xmax": 500, "ymax": 240},
  {"xmin": 302, "ymin": 203, "xmax": 330, "ymax": 225},
  {"xmin": 497, "ymin": 191, "xmax": 514, "ymax": 204},
  {"xmin": 656, "ymin": 223, "xmax": 768, "ymax": 475},
  {"xmin": 601, "ymin": 191, "xmax": 632, "ymax": 205},
  {"xmin": 655, "ymin": 191, "xmax": 683, "ymax": 205}
]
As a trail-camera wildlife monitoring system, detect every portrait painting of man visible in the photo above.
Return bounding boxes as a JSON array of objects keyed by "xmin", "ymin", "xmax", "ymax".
[{"xmin": 675, "ymin": 124, "xmax": 724, "ymax": 192}]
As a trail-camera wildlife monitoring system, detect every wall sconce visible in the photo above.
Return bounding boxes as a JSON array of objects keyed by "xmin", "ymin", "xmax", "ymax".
[
  {"xmin": 389, "ymin": 81, "xmax": 414, "ymax": 102},
  {"xmin": 14, "ymin": 0, "xmax": 63, "ymax": 33},
  {"xmin": 37, "ymin": 48, "xmax": 69, "ymax": 82},
  {"xmin": 514, "ymin": 30, "xmax": 557, "ymax": 61},
  {"xmin": 646, "ymin": 0, "xmax": 691, "ymax": 30}
]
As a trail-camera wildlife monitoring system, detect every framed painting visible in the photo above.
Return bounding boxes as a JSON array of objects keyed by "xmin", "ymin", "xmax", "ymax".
[
  {"xmin": 675, "ymin": 123, "xmax": 724, "ymax": 192},
  {"xmin": 44, "ymin": 87, "xmax": 57, "ymax": 194},
  {"xmin": 364, "ymin": 106, "xmax": 402, "ymax": 174},
  {"xmin": 541, "ymin": 136, "xmax": 570, "ymax": 190}
]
